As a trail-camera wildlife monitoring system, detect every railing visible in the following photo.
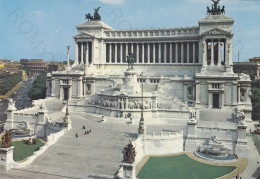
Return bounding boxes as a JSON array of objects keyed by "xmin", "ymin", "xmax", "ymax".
[{"xmin": 105, "ymin": 27, "xmax": 200, "ymax": 38}]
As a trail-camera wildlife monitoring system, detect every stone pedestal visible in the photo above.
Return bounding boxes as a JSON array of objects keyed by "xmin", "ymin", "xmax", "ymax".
[
  {"xmin": 235, "ymin": 124, "xmax": 249, "ymax": 158},
  {"xmin": 122, "ymin": 163, "xmax": 136, "ymax": 179},
  {"xmin": 0, "ymin": 146, "xmax": 14, "ymax": 171},
  {"xmin": 4, "ymin": 105, "xmax": 17, "ymax": 130},
  {"xmin": 63, "ymin": 115, "xmax": 72, "ymax": 131},
  {"xmin": 185, "ymin": 120, "xmax": 198, "ymax": 152},
  {"xmin": 38, "ymin": 111, "xmax": 46, "ymax": 124},
  {"xmin": 121, "ymin": 69, "xmax": 141, "ymax": 95}
]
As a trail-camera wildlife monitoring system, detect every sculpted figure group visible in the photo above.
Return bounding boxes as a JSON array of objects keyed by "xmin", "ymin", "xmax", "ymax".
[
  {"xmin": 122, "ymin": 141, "xmax": 136, "ymax": 164},
  {"xmin": 1, "ymin": 130, "xmax": 12, "ymax": 148},
  {"xmin": 87, "ymin": 96, "xmax": 186, "ymax": 111},
  {"xmin": 85, "ymin": 7, "xmax": 101, "ymax": 21},
  {"xmin": 236, "ymin": 110, "xmax": 246, "ymax": 125},
  {"xmin": 207, "ymin": 0, "xmax": 225, "ymax": 15}
]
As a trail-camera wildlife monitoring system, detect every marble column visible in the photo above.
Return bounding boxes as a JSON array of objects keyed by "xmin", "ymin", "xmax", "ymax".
[
  {"xmin": 109, "ymin": 43, "xmax": 112, "ymax": 63},
  {"xmin": 67, "ymin": 46, "xmax": 70, "ymax": 67},
  {"xmin": 187, "ymin": 42, "xmax": 190, "ymax": 63},
  {"xmin": 142, "ymin": 43, "xmax": 144, "ymax": 63},
  {"xmin": 246, "ymin": 87, "xmax": 250, "ymax": 103},
  {"xmin": 170, "ymin": 43, "xmax": 173, "ymax": 63},
  {"xmin": 78, "ymin": 79, "xmax": 82, "ymax": 98},
  {"xmin": 202, "ymin": 39, "xmax": 207, "ymax": 68},
  {"xmin": 175, "ymin": 43, "xmax": 178, "ymax": 63},
  {"xmin": 69, "ymin": 85, "xmax": 72, "ymax": 100},
  {"xmin": 211, "ymin": 40, "xmax": 214, "ymax": 66},
  {"xmin": 238, "ymin": 85, "xmax": 241, "ymax": 103},
  {"xmin": 126, "ymin": 43, "xmax": 129, "ymax": 58},
  {"xmin": 136, "ymin": 43, "xmax": 139, "ymax": 63},
  {"xmin": 193, "ymin": 42, "xmax": 195, "ymax": 64},
  {"xmin": 120, "ymin": 43, "xmax": 122, "ymax": 63},
  {"xmin": 153, "ymin": 43, "xmax": 156, "ymax": 63},
  {"xmin": 208, "ymin": 92, "xmax": 212, "ymax": 108},
  {"xmin": 74, "ymin": 42, "xmax": 78, "ymax": 65},
  {"xmin": 218, "ymin": 40, "xmax": 221, "ymax": 66},
  {"xmin": 51, "ymin": 79, "xmax": 55, "ymax": 97},
  {"xmin": 164, "ymin": 43, "xmax": 167, "ymax": 63},
  {"xmin": 115, "ymin": 43, "xmax": 118, "ymax": 63},
  {"xmin": 85, "ymin": 43, "xmax": 89, "ymax": 66},
  {"xmin": 147, "ymin": 43, "xmax": 150, "ymax": 63},
  {"xmin": 181, "ymin": 43, "xmax": 184, "ymax": 63},
  {"xmin": 81, "ymin": 42, "xmax": 84, "ymax": 64},
  {"xmin": 131, "ymin": 43, "xmax": 133, "ymax": 53},
  {"xmin": 221, "ymin": 92, "xmax": 224, "ymax": 108},
  {"xmin": 232, "ymin": 82, "xmax": 238, "ymax": 105},
  {"xmin": 195, "ymin": 81, "xmax": 200, "ymax": 104},
  {"xmin": 183, "ymin": 84, "xmax": 188, "ymax": 102},
  {"xmin": 59, "ymin": 81, "xmax": 63, "ymax": 100},
  {"xmin": 159, "ymin": 43, "xmax": 161, "ymax": 63}
]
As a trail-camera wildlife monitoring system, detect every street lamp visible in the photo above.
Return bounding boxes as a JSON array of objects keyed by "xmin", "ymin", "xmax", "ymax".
[{"xmin": 138, "ymin": 72, "xmax": 145, "ymax": 134}]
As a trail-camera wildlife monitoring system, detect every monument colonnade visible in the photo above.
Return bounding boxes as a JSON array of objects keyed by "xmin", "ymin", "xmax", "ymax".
[{"xmin": 74, "ymin": 40, "xmax": 201, "ymax": 65}]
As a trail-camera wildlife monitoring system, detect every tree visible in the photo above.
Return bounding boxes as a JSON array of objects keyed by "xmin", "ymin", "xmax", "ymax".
[
  {"xmin": 250, "ymin": 78, "xmax": 260, "ymax": 121},
  {"xmin": 27, "ymin": 73, "xmax": 46, "ymax": 100}
]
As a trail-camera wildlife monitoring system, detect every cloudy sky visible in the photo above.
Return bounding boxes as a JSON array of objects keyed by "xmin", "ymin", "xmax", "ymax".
[{"xmin": 0, "ymin": 0, "xmax": 259, "ymax": 62}]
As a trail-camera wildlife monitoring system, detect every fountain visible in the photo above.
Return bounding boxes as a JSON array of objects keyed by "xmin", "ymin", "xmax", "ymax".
[{"xmin": 194, "ymin": 136, "xmax": 236, "ymax": 162}]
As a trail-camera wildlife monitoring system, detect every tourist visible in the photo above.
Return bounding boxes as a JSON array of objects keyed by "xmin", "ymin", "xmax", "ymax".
[
  {"xmin": 75, "ymin": 133, "xmax": 78, "ymax": 138},
  {"xmin": 84, "ymin": 130, "xmax": 87, "ymax": 135},
  {"xmin": 90, "ymin": 129, "xmax": 91, "ymax": 133},
  {"xmin": 83, "ymin": 125, "xmax": 85, "ymax": 130}
]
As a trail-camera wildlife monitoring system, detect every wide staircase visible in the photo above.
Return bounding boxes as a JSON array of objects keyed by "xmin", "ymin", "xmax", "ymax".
[{"xmin": 199, "ymin": 108, "xmax": 234, "ymax": 122}]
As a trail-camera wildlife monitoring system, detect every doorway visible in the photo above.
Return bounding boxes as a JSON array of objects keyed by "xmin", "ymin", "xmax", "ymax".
[
  {"xmin": 213, "ymin": 93, "xmax": 220, "ymax": 108},
  {"xmin": 64, "ymin": 88, "xmax": 68, "ymax": 100}
]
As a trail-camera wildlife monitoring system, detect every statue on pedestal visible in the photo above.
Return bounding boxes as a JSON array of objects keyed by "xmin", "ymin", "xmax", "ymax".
[
  {"xmin": 122, "ymin": 141, "xmax": 136, "ymax": 164},
  {"xmin": 189, "ymin": 108, "xmax": 196, "ymax": 121},
  {"xmin": 126, "ymin": 53, "xmax": 135, "ymax": 70},
  {"xmin": 1, "ymin": 130, "xmax": 12, "ymax": 148},
  {"xmin": 236, "ymin": 110, "xmax": 246, "ymax": 125}
]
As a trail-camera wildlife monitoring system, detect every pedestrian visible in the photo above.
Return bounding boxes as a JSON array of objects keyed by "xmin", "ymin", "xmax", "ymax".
[
  {"xmin": 89, "ymin": 129, "xmax": 91, "ymax": 133},
  {"xmin": 84, "ymin": 130, "xmax": 87, "ymax": 135},
  {"xmin": 83, "ymin": 125, "xmax": 85, "ymax": 130},
  {"xmin": 75, "ymin": 133, "xmax": 78, "ymax": 138}
]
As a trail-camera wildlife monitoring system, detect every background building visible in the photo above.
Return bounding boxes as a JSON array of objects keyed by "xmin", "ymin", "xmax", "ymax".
[
  {"xmin": 20, "ymin": 59, "xmax": 47, "ymax": 74},
  {"xmin": 233, "ymin": 57, "xmax": 260, "ymax": 78},
  {"xmin": 47, "ymin": 61, "xmax": 66, "ymax": 73},
  {"xmin": 0, "ymin": 59, "xmax": 20, "ymax": 75}
]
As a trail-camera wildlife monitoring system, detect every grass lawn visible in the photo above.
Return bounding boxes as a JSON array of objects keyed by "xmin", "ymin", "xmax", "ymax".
[
  {"xmin": 137, "ymin": 154, "xmax": 236, "ymax": 179},
  {"xmin": 0, "ymin": 139, "xmax": 45, "ymax": 162}
]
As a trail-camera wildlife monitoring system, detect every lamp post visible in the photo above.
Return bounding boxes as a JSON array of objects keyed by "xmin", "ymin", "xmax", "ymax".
[
  {"xmin": 138, "ymin": 72, "xmax": 145, "ymax": 134},
  {"xmin": 63, "ymin": 70, "xmax": 71, "ymax": 129}
]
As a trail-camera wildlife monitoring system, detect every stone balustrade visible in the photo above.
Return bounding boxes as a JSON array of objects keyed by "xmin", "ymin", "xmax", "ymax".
[{"xmin": 104, "ymin": 27, "xmax": 200, "ymax": 38}]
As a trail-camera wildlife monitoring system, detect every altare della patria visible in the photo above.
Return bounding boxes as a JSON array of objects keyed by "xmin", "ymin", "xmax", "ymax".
[{"xmin": 0, "ymin": 0, "xmax": 257, "ymax": 178}]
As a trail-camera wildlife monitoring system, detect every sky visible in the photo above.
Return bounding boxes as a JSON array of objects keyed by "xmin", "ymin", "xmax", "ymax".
[{"xmin": 0, "ymin": 0, "xmax": 259, "ymax": 62}]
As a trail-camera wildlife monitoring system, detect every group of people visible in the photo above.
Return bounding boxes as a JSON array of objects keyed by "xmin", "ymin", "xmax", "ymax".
[
  {"xmin": 235, "ymin": 173, "xmax": 242, "ymax": 179},
  {"xmin": 75, "ymin": 125, "xmax": 92, "ymax": 138}
]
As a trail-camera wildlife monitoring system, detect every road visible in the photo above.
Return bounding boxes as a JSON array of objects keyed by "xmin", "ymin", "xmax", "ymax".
[
  {"xmin": 13, "ymin": 75, "xmax": 36, "ymax": 110},
  {"xmin": 0, "ymin": 75, "xmax": 37, "ymax": 131}
]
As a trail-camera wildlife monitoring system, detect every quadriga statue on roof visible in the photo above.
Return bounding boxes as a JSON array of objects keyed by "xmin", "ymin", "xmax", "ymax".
[
  {"xmin": 85, "ymin": 7, "xmax": 101, "ymax": 21},
  {"xmin": 207, "ymin": 0, "xmax": 225, "ymax": 15}
]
